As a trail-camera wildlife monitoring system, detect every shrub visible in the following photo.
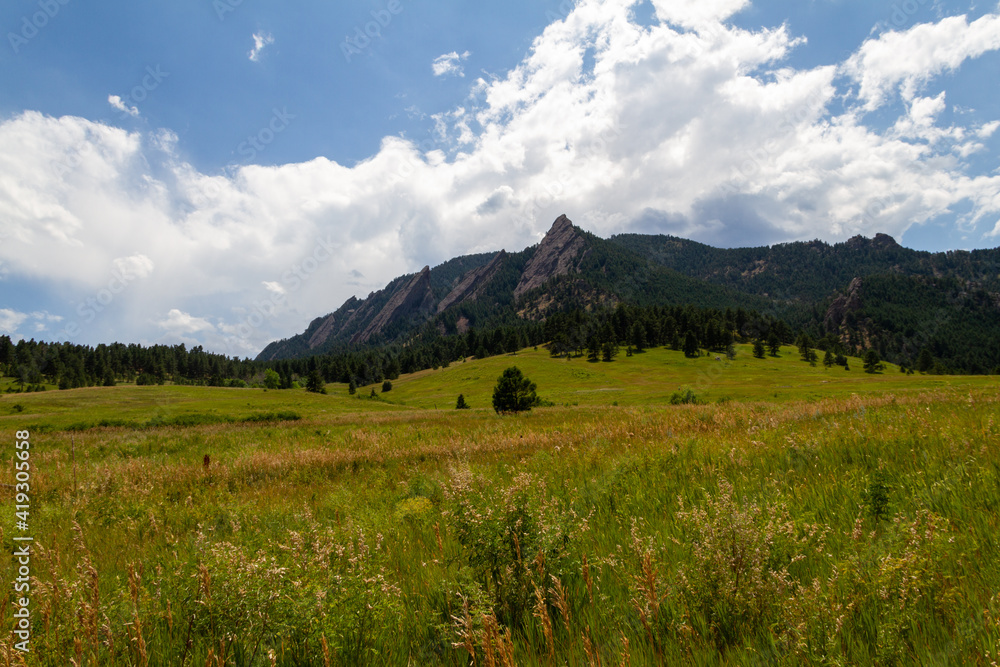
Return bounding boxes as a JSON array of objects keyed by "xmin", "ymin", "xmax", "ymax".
[
  {"xmin": 382, "ymin": 380, "xmax": 393, "ymax": 392},
  {"xmin": 443, "ymin": 468, "xmax": 586, "ymax": 629},
  {"xmin": 263, "ymin": 369, "xmax": 281, "ymax": 390},
  {"xmin": 669, "ymin": 388, "xmax": 701, "ymax": 405},
  {"xmin": 673, "ymin": 480, "xmax": 823, "ymax": 650},
  {"xmin": 861, "ymin": 468, "xmax": 891, "ymax": 523}
]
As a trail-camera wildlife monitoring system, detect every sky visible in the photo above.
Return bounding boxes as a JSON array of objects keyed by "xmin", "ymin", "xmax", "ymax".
[{"xmin": 1, "ymin": 0, "xmax": 999, "ymax": 357}]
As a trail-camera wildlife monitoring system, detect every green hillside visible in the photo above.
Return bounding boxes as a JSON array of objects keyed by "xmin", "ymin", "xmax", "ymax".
[{"xmin": 363, "ymin": 343, "xmax": 995, "ymax": 409}]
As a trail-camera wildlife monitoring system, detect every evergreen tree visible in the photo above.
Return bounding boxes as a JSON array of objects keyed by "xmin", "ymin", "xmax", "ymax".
[
  {"xmin": 629, "ymin": 322, "xmax": 648, "ymax": 352},
  {"xmin": 863, "ymin": 350, "xmax": 885, "ymax": 374},
  {"xmin": 917, "ymin": 348, "xmax": 934, "ymax": 373},
  {"xmin": 767, "ymin": 332, "xmax": 782, "ymax": 357},
  {"xmin": 683, "ymin": 331, "xmax": 700, "ymax": 358},
  {"xmin": 823, "ymin": 349, "xmax": 835, "ymax": 368},
  {"xmin": 348, "ymin": 379, "xmax": 357, "ymax": 395},
  {"xmin": 491, "ymin": 367, "xmax": 538, "ymax": 414},
  {"xmin": 456, "ymin": 394, "xmax": 469, "ymax": 410},
  {"xmin": 753, "ymin": 339, "xmax": 766, "ymax": 359},
  {"xmin": 382, "ymin": 380, "xmax": 393, "ymax": 392},
  {"xmin": 306, "ymin": 370, "xmax": 326, "ymax": 394}
]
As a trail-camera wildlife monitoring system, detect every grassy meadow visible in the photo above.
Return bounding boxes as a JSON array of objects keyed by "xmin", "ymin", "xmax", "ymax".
[{"xmin": 1, "ymin": 344, "xmax": 999, "ymax": 665}]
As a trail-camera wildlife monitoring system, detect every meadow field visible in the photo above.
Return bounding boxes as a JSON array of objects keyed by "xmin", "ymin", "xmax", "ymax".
[{"xmin": 2, "ymin": 345, "xmax": 999, "ymax": 665}]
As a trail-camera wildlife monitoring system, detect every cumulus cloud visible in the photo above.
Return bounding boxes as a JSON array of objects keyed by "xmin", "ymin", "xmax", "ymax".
[
  {"xmin": 0, "ymin": 310, "xmax": 62, "ymax": 337},
  {"xmin": 650, "ymin": 0, "xmax": 749, "ymax": 31},
  {"xmin": 108, "ymin": 94, "xmax": 139, "ymax": 118},
  {"xmin": 113, "ymin": 254, "xmax": 156, "ymax": 280},
  {"xmin": 432, "ymin": 51, "xmax": 471, "ymax": 77},
  {"xmin": 248, "ymin": 31, "xmax": 274, "ymax": 62},
  {"xmin": 0, "ymin": 0, "xmax": 998, "ymax": 354},
  {"xmin": 0, "ymin": 309, "xmax": 28, "ymax": 334},
  {"xmin": 159, "ymin": 309, "xmax": 216, "ymax": 335},
  {"xmin": 844, "ymin": 12, "xmax": 1000, "ymax": 110}
]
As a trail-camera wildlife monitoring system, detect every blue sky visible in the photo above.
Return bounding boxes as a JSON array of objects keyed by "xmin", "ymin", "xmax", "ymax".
[{"xmin": 1, "ymin": 0, "xmax": 999, "ymax": 355}]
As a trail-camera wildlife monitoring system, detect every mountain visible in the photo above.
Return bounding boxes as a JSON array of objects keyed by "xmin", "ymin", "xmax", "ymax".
[
  {"xmin": 257, "ymin": 216, "xmax": 1000, "ymax": 373},
  {"xmin": 258, "ymin": 215, "xmax": 752, "ymax": 361}
]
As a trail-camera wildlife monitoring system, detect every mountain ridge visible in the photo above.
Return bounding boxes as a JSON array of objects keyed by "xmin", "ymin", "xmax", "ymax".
[{"xmin": 257, "ymin": 216, "xmax": 1000, "ymax": 372}]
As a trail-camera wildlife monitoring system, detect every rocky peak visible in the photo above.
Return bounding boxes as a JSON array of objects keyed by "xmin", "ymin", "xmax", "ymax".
[
  {"xmin": 306, "ymin": 296, "xmax": 361, "ymax": 350},
  {"xmin": 513, "ymin": 215, "xmax": 587, "ymax": 299},
  {"xmin": 437, "ymin": 250, "xmax": 507, "ymax": 313},
  {"xmin": 846, "ymin": 233, "xmax": 900, "ymax": 251},
  {"xmin": 352, "ymin": 266, "xmax": 434, "ymax": 344},
  {"xmin": 824, "ymin": 277, "xmax": 863, "ymax": 330}
]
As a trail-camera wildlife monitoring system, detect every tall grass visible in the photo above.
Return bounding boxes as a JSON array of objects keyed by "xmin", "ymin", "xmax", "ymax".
[{"xmin": 1, "ymin": 385, "xmax": 999, "ymax": 664}]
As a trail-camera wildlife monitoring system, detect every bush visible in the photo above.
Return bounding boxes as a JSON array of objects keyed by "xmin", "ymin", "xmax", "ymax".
[
  {"xmin": 674, "ymin": 480, "xmax": 822, "ymax": 650},
  {"xmin": 861, "ymin": 468, "xmax": 891, "ymax": 523},
  {"xmin": 263, "ymin": 369, "xmax": 281, "ymax": 390},
  {"xmin": 669, "ymin": 388, "xmax": 701, "ymax": 405},
  {"xmin": 443, "ymin": 468, "xmax": 585, "ymax": 628},
  {"xmin": 382, "ymin": 380, "xmax": 393, "ymax": 392}
]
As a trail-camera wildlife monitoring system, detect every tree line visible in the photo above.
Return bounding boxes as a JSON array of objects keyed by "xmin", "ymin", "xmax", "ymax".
[{"xmin": 0, "ymin": 302, "xmax": 789, "ymax": 393}]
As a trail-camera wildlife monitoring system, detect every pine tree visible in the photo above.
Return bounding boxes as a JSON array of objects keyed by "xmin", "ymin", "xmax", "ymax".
[
  {"xmin": 456, "ymin": 394, "xmax": 469, "ymax": 410},
  {"xmin": 863, "ymin": 350, "xmax": 884, "ymax": 374},
  {"xmin": 753, "ymin": 339, "xmax": 766, "ymax": 359},
  {"xmin": 917, "ymin": 348, "xmax": 934, "ymax": 373},
  {"xmin": 491, "ymin": 367, "xmax": 538, "ymax": 414},
  {"xmin": 629, "ymin": 322, "xmax": 648, "ymax": 352},
  {"xmin": 306, "ymin": 370, "xmax": 326, "ymax": 394},
  {"xmin": 683, "ymin": 331, "xmax": 700, "ymax": 358},
  {"xmin": 767, "ymin": 332, "xmax": 781, "ymax": 357}
]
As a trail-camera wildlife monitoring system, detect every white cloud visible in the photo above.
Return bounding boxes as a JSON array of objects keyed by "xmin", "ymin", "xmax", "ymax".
[
  {"xmin": 158, "ymin": 309, "xmax": 216, "ymax": 335},
  {"xmin": 263, "ymin": 281, "xmax": 286, "ymax": 295},
  {"xmin": 0, "ymin": 309, "xmax": 62, "ymax": 336},
  {"xmin": 432, "ymin": 51, "xmax": 471, "ymax": 77},
  {"xmin": 0, "ymin": 0, "xmax": 998, "ymax": 356},
  {"xmin": 248, "ymin": 31, "xmax": 274, "ymax": 62},
  {"xmin": 113, "ymin": 254, "xmax": 156, "ymax": 280},
  {"xmin": 650, "ymin": 0, "xmax": 749, "ymax": 31},
  {"xmin": 108, "ymin": 94, "xmax": 139, "ymax": 117},
  {"xmin": 0, "ymin": 309, "xmax": 28, "ymax": 334},
  {"xmin": 844, "ymin": 12, "xmax": 1000, "ymax": 110}
]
